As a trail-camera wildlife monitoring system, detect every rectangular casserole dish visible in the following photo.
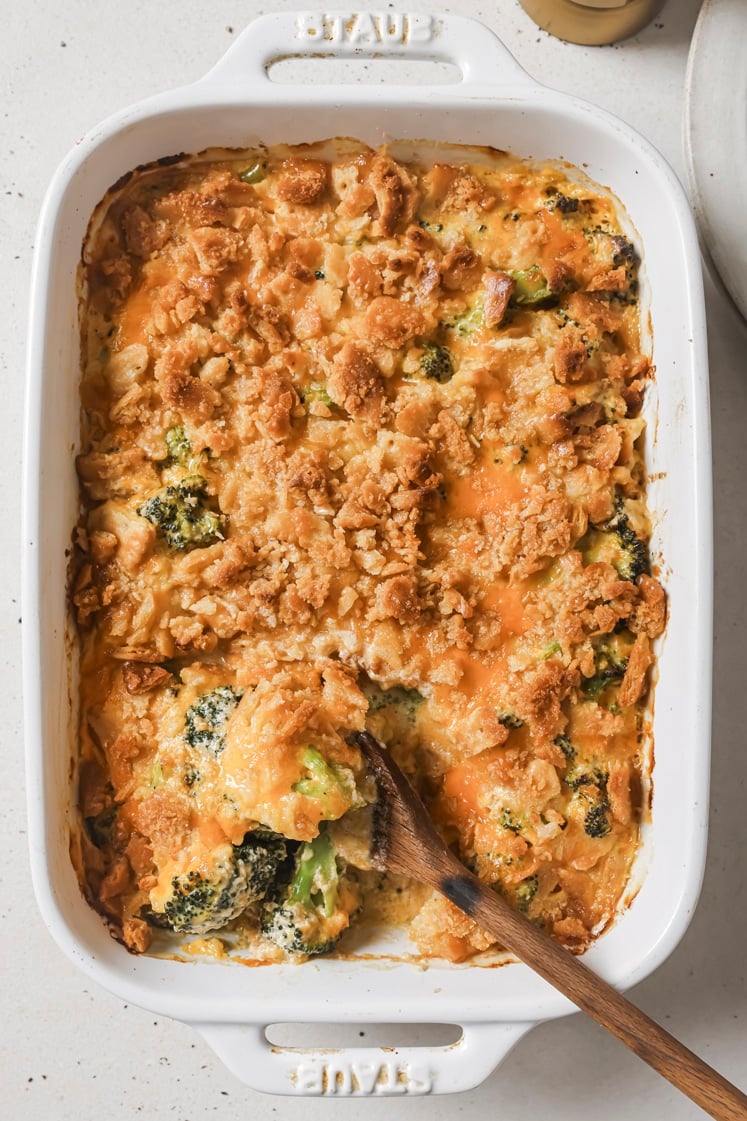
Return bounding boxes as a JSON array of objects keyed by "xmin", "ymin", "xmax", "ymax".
[{"xmin": 23, "ymin": 10, "xmax": 711, "ymax": 1097}]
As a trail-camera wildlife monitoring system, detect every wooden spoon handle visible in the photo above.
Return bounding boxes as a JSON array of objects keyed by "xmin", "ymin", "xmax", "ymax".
[{"xmin": 440, "ymin": 869, "xmax": 747, "ymax": 1121}]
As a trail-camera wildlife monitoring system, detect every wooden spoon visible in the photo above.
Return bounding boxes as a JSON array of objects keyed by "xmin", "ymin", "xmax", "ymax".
[{"xmin": 353, "ymin": 730, "xmax": 747, "ymax": 1120}]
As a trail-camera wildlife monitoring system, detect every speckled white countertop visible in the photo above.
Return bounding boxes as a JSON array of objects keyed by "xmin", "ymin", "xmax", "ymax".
[{"xmin": 5, "ymin": 1, "xmax": 747, "ymax": 1117}]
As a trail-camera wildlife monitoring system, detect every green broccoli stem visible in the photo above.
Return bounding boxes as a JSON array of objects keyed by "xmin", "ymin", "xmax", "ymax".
[
  {"xmin": 509, "ymin": 265, "xmax": 557, "ymax": 307},
  {"xmin": 292, "ymin": 745, "xmax": 359, "ymax": 809},
  {"xmin": 289, "ymin": 829, "xmax": 338, "ymax": 918}
]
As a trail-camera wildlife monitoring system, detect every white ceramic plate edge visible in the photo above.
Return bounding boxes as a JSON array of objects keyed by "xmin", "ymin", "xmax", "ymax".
[{"xmin": 685, "ymin": 0, "xmax": 747, "ymax": 322}]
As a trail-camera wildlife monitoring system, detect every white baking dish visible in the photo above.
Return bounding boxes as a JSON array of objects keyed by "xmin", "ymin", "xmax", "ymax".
[{"xmin": 23, "ymin": 10, "xmax": 711, "ymax": 1097}]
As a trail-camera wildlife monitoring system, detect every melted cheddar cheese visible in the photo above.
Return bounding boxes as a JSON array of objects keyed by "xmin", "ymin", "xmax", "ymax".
[{"xmin": 73, "ymin": 142, "xmax": 665, "ymax": 961}]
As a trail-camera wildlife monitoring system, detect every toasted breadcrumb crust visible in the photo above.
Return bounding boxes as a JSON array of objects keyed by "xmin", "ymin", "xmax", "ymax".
[{"xmin": 73, "ymin": 142, "xmax": 664, "ymax": 961}]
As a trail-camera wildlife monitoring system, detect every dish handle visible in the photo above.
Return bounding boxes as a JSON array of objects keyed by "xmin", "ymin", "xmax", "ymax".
[
  {"xmin": 197, "ymin": 10, "xmax": 537, "ymax": 93},
  {"xmin": 196, "ymin": 1020, "xmax": 533, "ymax": 1096}
]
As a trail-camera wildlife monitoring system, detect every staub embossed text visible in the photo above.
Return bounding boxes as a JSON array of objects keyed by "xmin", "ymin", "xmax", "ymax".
[
  {"xmin": 295, "ymin": 12, "xmax": 437, "ymax": 46},
  {"xmin": 294, "ymin": 1058, "xmax": 433, "ymax": 1095}
]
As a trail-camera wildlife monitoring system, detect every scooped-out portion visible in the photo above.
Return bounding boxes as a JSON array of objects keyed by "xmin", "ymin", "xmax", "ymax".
[{"xmin": 71, "ymin": 141, "xmax": 664, "ymax": 962}]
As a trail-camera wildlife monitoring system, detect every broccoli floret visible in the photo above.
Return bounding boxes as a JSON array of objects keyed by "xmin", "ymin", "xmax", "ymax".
[
  {"xmin": 499, "ymin": 808, "xmax": 524, "ymax": 834},
  {"xmin": 563, "ymin": 762, "xmax": 611, "ymax": 838},
  {"xmin": 160, "ymin": 427, "xmax": 208, "ymax": 475},
  {"xmin": 584, "ymin": 801, "xmax": 611, "ymax": 838},
  {"xmin": 515, "ymin": 874, "xmax": 539, "ymax": 912},
  {"xmin": 261, "ymin": 828, "xmax": 357, "ymax": 956},
  {"xmin": 582, "ymin": 506, "xmax": 648, "ymax": 582},
  {"xmin": 582, "ymin": 638, "xmax": 628, "ymax": 700},
  {"xmin": 164, "ymin": 426, "xmax": 192, "ymax": 467},
  {"xmin": 554, "ymin": 735, "xmax": 576, "ymax": 764},
  {"xmin": 184, "ymin": 685, "xmax": 242, "ymax": 754},
  {"xmin": 365, "ymin": 686, "xmax": 424, "ymax": 724},
  {"xmin": 610, "ymin": 235, "xmax": 639, "ymax": 269},
  {"xmin": 509, "ymin": 266, "xmax": 557, "ymax": 308},
  {"xmin": 292, "ymin": 746, "xmax": 363, "ymax": 815},
  {"xmin": 420, "ymin": 343, "xmax": 454, "ymax": 383},
  {"xmin": 565, "ymin": 764, "xmax": 608, "ymax": 792},
  {"xmin": 445, "ymin": 302, "xmax": 484, "ymax": 337},
  {"xmin": 158, "ymin": 829, "xmax": 289, "ymax": 934},
  {"xmin": 607, "ymin": 508, "xmax": 648, "ymax": 581},
  {"xmin": 497, "ymin": 712, "xmax": 524, "ymax": 729},
  {"xmin": 138, "ymin": 477, "xmax": 226, "ymax": 550},
  {"xmin": 364, "ymin": 685, "xmax": 425, "ymax": 746},
  {"xmin": 544, "ymin": 188, "xmax": 581, "ymax": 215}
]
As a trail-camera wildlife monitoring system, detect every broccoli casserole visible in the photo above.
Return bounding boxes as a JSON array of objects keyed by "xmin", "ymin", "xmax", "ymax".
[{"xmin": 71, "ymin": 142, "xmax": 665, "ymax": 962}]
